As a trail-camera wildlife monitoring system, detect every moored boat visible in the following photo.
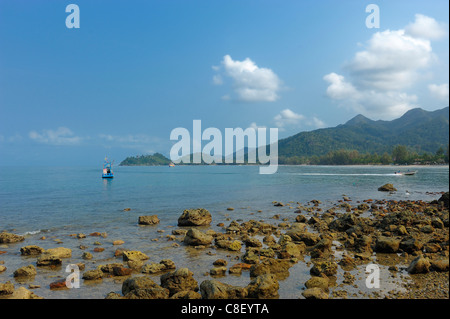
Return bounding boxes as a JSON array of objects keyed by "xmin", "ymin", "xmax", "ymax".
[{"xmin": 102, "ymin": 157, "xmax": 114, "ymax": 178}]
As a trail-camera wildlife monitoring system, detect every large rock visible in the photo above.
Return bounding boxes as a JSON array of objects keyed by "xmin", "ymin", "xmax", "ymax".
[
  {"xmin": 305, "ymin": 276, "xmax": 329, "ymax": 291},
  {"xmin": 0, "ymin": 281, "xmax": 15, "ymax": 295},
  {"xmin": 122, "ymin": 250, "xmax": 149, "ymax": 262},
  {"xmin": 138, "ymin": 215, "xmax": 160, "ymax": 225},
  {"xmin": 400, "ymin": 237, "xmax": 423, "ymax": 254},
  {"xmin": 183, "ymin": 229, "xmax": 213, "ymax": 246},
  {"xmin": 160, "ymin": 268, "xmax": 199, "ymax": 296},
  {"xmin": 0, "ymin": 232, "xmax": 25, "ymax": 244},
  {"xmin": 378, "ymin": 184, "xmax": 397, "ymax": 192},
  {"xmin": 44, "ymin": 247, "xmax": 72, "ymax": 258},
  {"xmin": 215, "ymin": 239, "xmax": 242, "ymax": 251},
  {"xmin": 122, "ymin": 276, "xmax": 160, "ymax": 295},
  {"xmin": 375, "ymin": 236, "xmax": 401, "ymax": 253},
  {"xmin": 82, "ymin": 269, "xmax": 104, "ymax": 280},
  {"xmin": 36, "ymin": 254, "xmax": 62, "ymax": 267},
  {"xmin": 121, "ymin": 276, "xmax": 169, "ymax": 299},
  {"xmin": 199, "ymin": 280, "xmax": 248, "ymax": 299},
  {"xmin": 125, "ymin": 287, "xmax": 169, "ymax": 299},
  {"xmin": 20, "ymin": 245, "xmax": 44, "ymax": 256},
  {"xmin": 430, "ymin": 259, "xmax": 449, "ymax": 272},
  {"xmin": 4, "ymin": 286, "xmax": 42, "ymax": 299},
  {"xmin": 407, "ymin": 256, "xmax": 431, "ymax": 274},
  {"xmin": 278, "ymin": 242, "xmax": 305, "ymax": 259},
  {"xmin": 249, "ymin": 258, "xmax": 292, "ymax": 280},
  {"xmin": 177, "ymin": 208, "xmax": 212, "ymax": 226},
  {"xmin": 437, "ymin": 192, "xmax": 449, "ymax": 208},
  {"xmin": 310, "ymin": 261, "xmax": 338, "ymax": 277},
  {"xmin": 13, "ymin": 265, "xmax": 37, "ymax": 278},
  {"xmin": 246, "ymin": 274, "xmax": 279, "ymax": 299},
  {"xmin": 302, "ymin": 287, "xmax": 328, "ymax": 299},
  {"xmin": 142, "ymin": 259, "xmax": 176, "ymax": 274}
]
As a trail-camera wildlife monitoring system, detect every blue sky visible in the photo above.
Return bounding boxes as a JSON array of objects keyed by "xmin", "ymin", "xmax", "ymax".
[{"xmin": 0, "ymin": 0, "xmax": 448, "ymax": 165}]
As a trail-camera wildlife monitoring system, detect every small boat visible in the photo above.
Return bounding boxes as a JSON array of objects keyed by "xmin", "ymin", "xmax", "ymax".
[
  {"xmin": 395, "ymin": 170, "xmax": 417, "ymax": 176},
  {"xmin": 102, "ymin": 157, "xmax": 114, "ymax": 178},
  {"xmin": 169, "ymin": 162, "xmax": 175, "ymax": 167}
]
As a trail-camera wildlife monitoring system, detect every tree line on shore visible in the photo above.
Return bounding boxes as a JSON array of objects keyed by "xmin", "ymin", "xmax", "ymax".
[
  {"xmin": 278, "ymin": 144, "xmax": 449, "ymax": 165},
  {"xmin": 120, "ymin": 144, "xmax": 449, "ymax": 166}
]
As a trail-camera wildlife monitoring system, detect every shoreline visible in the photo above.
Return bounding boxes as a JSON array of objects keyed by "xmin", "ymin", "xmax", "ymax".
[{"xmin": 0, "ymin": 192, "xmax": 448, "ymax": 300}]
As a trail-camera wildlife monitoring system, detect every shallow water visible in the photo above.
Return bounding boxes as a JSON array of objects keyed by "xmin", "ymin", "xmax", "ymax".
[{"xmin": 0, "ymin": 165, "xmax": 448, "ymax": 299}]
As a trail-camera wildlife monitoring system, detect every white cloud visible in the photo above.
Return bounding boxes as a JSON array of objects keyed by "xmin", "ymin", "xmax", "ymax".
[
  {"xmin": 323, "ymin": 73, "xmax": 418, "ymax": 119},
  {"xmin": 311, "ymin": 117, "xmax": 326, "ymax": 128},
  {"xmin": 249, "ymin": 122, "xmax": 266, "ymax": 130},
  {"xmin": 323, "ymin": 73, "xmax": 358, "ymax": 100},
  {"xmin": 347, "ymin": 29, "xmax": 433, "ymax": 91},
  {"xmin": 212, "ymin": 74, "xmax": 223, "ymax": 85},
  {"xmin": 274, "ymin": 109, "xmax": 305, "ymax": 128},
  {"xmin": 324, "ymin": 14, "xmax": 446, "ymax": 120},
  {"xmin": 214, "ymin": 55, "xmax": 281, "ymax": 102},
  {"xmin": 405, "ymin": 14, "xmax": 447, "ymax": 40},
  {"xmin": 429, "ymin": 83, "xmax": 449, "ymax": 103},
  {"xmin": 29, "ymin": 127, "xmax": 81, "ymax": 145}
]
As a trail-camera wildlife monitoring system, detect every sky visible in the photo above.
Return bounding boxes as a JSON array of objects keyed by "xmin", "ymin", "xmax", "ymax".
[{"xmin": 0, "ymin": 0, "xmax": 448, "ymax": 166}]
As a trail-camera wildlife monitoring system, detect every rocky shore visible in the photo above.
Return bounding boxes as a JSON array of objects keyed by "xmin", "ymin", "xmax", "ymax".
[{"xmin": 0, "ymin": 190, "xmax": 448, "ymax": 299}]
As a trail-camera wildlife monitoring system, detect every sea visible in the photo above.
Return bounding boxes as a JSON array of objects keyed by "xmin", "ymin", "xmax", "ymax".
[{"xmin": 0, "ymin": 164, "xmax": 448, "ymax": 299}]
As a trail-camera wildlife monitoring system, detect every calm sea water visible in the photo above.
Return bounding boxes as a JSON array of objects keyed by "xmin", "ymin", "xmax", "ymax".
[{"xmin": 0, "ymin": 165, "xmax": 448, "ymax": 299}]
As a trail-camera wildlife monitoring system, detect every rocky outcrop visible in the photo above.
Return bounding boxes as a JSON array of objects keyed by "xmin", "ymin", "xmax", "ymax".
[
  {"xmin": 302, "ymin": 287, "xmax": 328, "ymax": 299},
  {"xmin": 378, "ymin": 184, "xmax": 397, "ymax": 192},
  {"xmin": 122, "ymin": 250, "xmax": 149, "ymax": 262},
  {"xmin": 374, "ymin": 236, "xmax": 401, "ymax": 253},
  {"xmin": 20, "ymin": 245, "xmax": 44, "ymax": 256},
  {"xmin": 249, "ymin": 258, "xmax": 292, "ymax": 280},
  {"xmin": 407, "ymin": 256, "xmax": 431, "ymax": 274},
  {"xmin": 177, "ymin": 208, "xmax": 212, "ymax": 226},
  {"xmin": 305, "ymin": 276, "xmax": 329, "ymax": 291},
  {"xmin": 200, "ymin": 280, "xmax": 248, "ymax": 299},
  {"xmin": 44, "ymin": 247, "xmax": 72, "ymax": 258},
  {"xmin": 183, "ymin": 229, "xmax": 213, "ymax": 246},
  {"xmin": 246, "ymin": 274, "xmax": 279, "ymax": 299},
  {"xmin": 310, "ymin": 261, "xmax": 338, "ymax": 277},
  {"xmin": 160, "ymin": 268, "xmax": 199, "ymax": 296},
  {"xmin": 141, "ymin": 259, "xmax": 176, "ymax": 274},
  {"xmin": 121, "ymin": 276, "xmax": 169, "ymax": 299},
  {"xmin": 82, "ymin": 269, "xmax": 104, "ymax": 280},
  {"xmin": 215, "ymin": 239, "xmax": 242, "ymax": 251},
  {"xmin": 13, "ymin": 265, "xmax": 37, "ymax": 278},
  {"xmin": 138, "ymin": 215, "xmax": 160, "ymax": 225},
  {"xmin": 0, "ymin": 232, "xmax": 25, "ymax": 244}
]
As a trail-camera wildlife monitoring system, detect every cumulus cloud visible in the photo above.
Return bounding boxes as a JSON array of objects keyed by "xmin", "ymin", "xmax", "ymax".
[
  {"xmin": 274, "ymin": 109, "xmax": 304, "ymax": 128},
  {"xmin": 324, "ymin": 14, "xmax": 446, "ymax": 120},
  {"xmin": 429, "ymin": 83, "xmax": 449, "ymax": 103},
  {"xmin": 213, "ymin": 55, "xmax": 281, "ymax": 102},
  {"xmin": 405, "ymin": 14, "xmax": 448, "ymax": 40},
  {"xmin": 29, "ymin": 127, "xmax": 81, "ymax": 145}
]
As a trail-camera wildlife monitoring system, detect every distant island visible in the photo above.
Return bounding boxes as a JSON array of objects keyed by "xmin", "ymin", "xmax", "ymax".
[
  {"xmin": 120, "ymin": 107, "xmax": 449, "ymax": 166},
  {"xmin": 120, "ymin": 153, "xmax": 172, "ymax": 166}
]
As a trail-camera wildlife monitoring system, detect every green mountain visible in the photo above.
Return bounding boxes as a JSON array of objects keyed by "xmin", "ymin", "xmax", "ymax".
[
  {"xmin": 120, "ymin": 107, "xmax": 449, "ymax": 166},
  {"xmin": 278, "ymin": 107, "xmax": 449, "ymax": 158}
]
